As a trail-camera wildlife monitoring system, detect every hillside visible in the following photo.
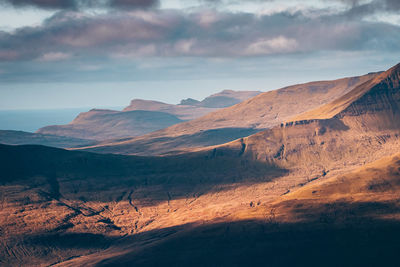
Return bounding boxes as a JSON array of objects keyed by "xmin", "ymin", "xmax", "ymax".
[
  {"xmin": 291, "ymin": 63, "xmax": 400, "ymax": 122},
  {"xmin": 277, "ymin": 152, "xmax": 400, "ymax": 205},
  {"xmin": 218, "ymin": 63, "xmax": 400, "ymax": 178},
  {"xmin": 78, "ymin": 72, "xmax": 378, "ymax": 155},
  {"xmin": 78, "ymin": 153, "xmax": 400, "ymax": 267}
]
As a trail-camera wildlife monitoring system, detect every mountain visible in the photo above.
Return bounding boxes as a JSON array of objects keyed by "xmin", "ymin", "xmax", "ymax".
[
  {"xmin": 218, "ymin": 63, "xmax": 400, "ymax": 176},
  {"xmin": 179, "ymin": 97, "xmax": 201, "ymax": 105},
  {"xmin": 2, "ymin": 63, "xmax": 400, "ymax": 266},
  {"xmin": 0, "ymin": 130, "xmax": 95, "ymax": 148},
  {"xmin": 180, "ymin": 90, "xmax": 262, "ymax": 108},
  {"xmin": 37, "ymin": 109, "xmax": 183, "ymax": 140},
  {"xmin": 37, "ymin": 90, "xmax": 260, "ymax": 141},
  {"xmin": 78, "ymin": 72, "xmax": 378, "ymax": 155},
  {"xmin": 123, "ymin": 90, "xmax": 261, "ymax": 119},
  {"xmin": 122, "ymin": 99, "xmax": 219, "ymax": 120},
  {"xmin": 291, "ymin": 65, "xmax": 400, "ymax": 122}
]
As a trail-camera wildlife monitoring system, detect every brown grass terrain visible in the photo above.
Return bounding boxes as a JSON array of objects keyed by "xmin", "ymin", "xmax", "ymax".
[
  {"xmin": 1, "ymin": 141, "xmax": 399, "ymax": 266},
  {"xmin": 273, "ymin": 152, "xmax": 400, "ymax": 224}
]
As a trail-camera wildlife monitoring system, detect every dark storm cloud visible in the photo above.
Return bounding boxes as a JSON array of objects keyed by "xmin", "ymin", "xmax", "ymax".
[
  {"xmin": 331, "ymin": 0, "xmax": 400, "ymax": 16},
  {"xmin": 0, "ymin": 0, "xmax": 158, "ymax": 9},
  {"xmin": 0, "ymin": 5, "xmax": 399, "ymax": 61},
  {"xmin": 109, "ymin": 0, "xmax": 158, "ymax": 9},
  {"xmin": 3, "ymin": 0, "xmax": 76, "ymax": 9}
]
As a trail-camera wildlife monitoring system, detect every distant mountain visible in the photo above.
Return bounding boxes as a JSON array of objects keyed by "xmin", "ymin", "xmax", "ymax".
[
  {"xmin": 122, "ymin": 99, "xmax": 219, "ymax": 120},
  {"xmin": 79, "ymin": 72, "xmax": 378, "ymax": 155},
  {"xmin": 37, "ymin": 90, "xmax": 260, "ymax": 141},
  {"xmin": 123, "ymin": 90, "xmax": 261, "ymax": 119},
  {"xmin": 0, "ymin": 130, "xmax": 94, "ymax": 148},
  {"xmin": 178, "ymin": 90, "xmax": 262, "ymax": 108},
  {"xmin": 179, "ymin": 98, "xmax": 201, "ymax": 106},
  {"xmin": 37, "ymin": 109, "xmax": 183, "ymax": 140}
]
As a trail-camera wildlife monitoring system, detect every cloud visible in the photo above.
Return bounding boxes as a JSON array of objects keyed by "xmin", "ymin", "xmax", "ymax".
[
  {"xmin": 330, "ymin": 0, "xmax": 400, "ymax": 17},
  {"xmin": 109, "ymin": 0, "xmax": 158, "ymax": 9},
  {"xmin": 0, "ymin": 5, "xmax": 399, "ymax": 62},
  {"xmin": 38, "ymin": 51, "xmax": 72, "ymax": 61},
  {"xmin": 0, "ymin": 0, "xmax": 158, "ymax": 10},
  {"xmin": 1, "ymin": 0, "xmax": 76, "ymax": 9},
  {"xmin": 245, "ymin": 36, "xmax": 298, "ymax": 55}
]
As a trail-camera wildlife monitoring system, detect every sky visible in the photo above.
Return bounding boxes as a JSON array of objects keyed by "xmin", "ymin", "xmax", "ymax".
[{"xmin": 0, "ymin": 0, "xmax": 400, "ymax": 109}]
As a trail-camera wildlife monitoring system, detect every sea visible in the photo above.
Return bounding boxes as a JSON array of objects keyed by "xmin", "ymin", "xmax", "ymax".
[{"xmin": 0, "ymin": 107, "xmax": 123, "ymax": 133}]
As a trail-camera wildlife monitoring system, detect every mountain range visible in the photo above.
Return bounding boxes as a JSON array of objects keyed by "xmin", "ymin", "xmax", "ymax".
[
  {"xmin": 1, "ymin": 63, "xmax": 400, "ymax": 266},
  {"xmin": 35, "ymin": 90, "xmax": 261, "ymax": 141},
  {"xmin": 77, "ymin": 72, "xmax": 379, "ymax": 155}
]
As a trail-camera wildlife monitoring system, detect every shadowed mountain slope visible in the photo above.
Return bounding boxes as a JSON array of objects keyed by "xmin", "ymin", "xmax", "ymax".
[
  {"xmin": 77, "ymin": 72, "xmax": 378, "ymax": 155},
  {"xmin": 0, "ymin": 142, "xmax": 286, "ymax": 266},
  {"xmin": 2, "ymin": 136, "xmax": 400, "ymax": 266},
  {"xmin": 37, "ymin": 110, "xmax": 183, "ymax": 140},
  {"xmin": 69, "ymin": 153, "xmax": 400, "ymax": 267},
  {"xmin": 0, "ymin": 130, "xmax": 95, "ymax": 148}
]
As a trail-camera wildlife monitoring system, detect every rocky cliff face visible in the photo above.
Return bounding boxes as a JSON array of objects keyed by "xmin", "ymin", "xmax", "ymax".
[{"xmin": 337, "ymin": 64, "xmax": 400, "ymax": 125}]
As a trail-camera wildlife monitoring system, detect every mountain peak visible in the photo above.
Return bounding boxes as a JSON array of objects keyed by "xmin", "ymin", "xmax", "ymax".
[
  {"xmin": 388, "ymin": 61, "xmax": 400, "ymax": 73},
  {"xmin": 179, "ymin": 98, "xmax": 200, "ymax": 106},
  {"xmin": 375, "ymin": 61, "xmax": 400, "ymax": 85},
  {"xmin": 289, "ymin": 62, "xmax": 400, "ymax": 122}
]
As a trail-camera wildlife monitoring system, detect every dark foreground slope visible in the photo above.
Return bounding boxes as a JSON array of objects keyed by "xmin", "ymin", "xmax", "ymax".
[
  {"xmin": 1, "ymin": 147, "xmax": 400, "ymax": 267},
  {"xmin": 0, "ymin": 130, "xmax": 95, "ymax": 148},
  {"xmin": 0, "ymin": 143, "xmax": 285, "ymax": 266},
  {"xmin": 61, "ymin": 153, "xmax": 400, "ymax": 267}
]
